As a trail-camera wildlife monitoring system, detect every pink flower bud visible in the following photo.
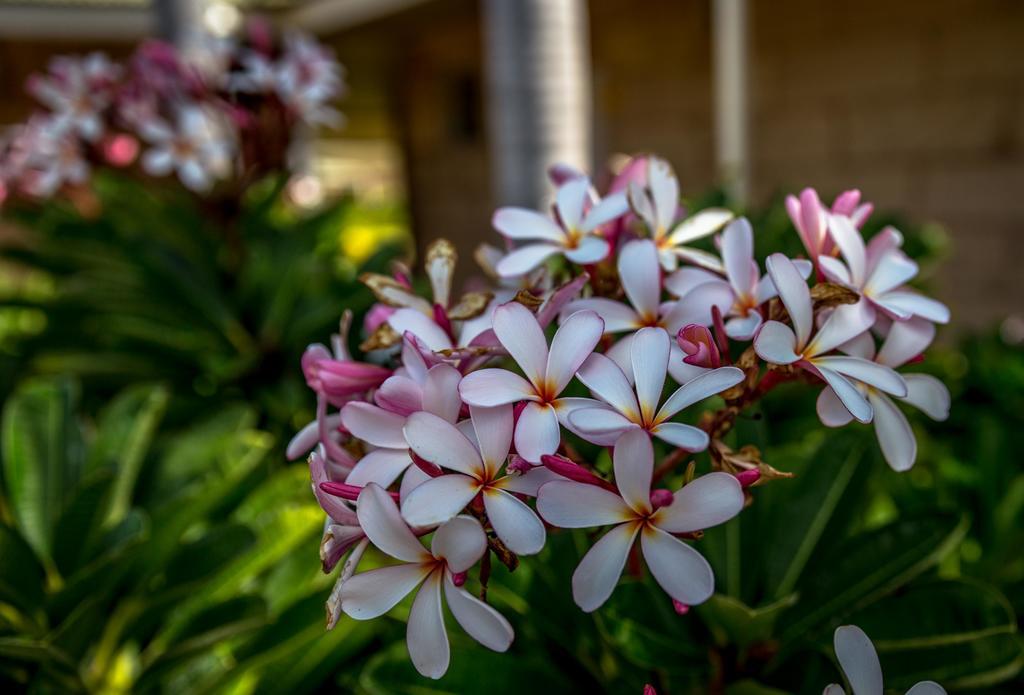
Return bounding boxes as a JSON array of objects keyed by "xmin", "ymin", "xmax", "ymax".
[
  {"xmin": 320, "ymin": 481, "xmax": 399, "ymax": 502},
  {"xmin": 736, "ymin": 469, "xmax": 760, "ymax": 488},
  {"xmin": 672, "ymin": 599, "xmax": 690, "ymax": 615},
  {"xmin": 677, "ymin": 324, "xmax": 721, "ymax": 368},
  {"xmin": 541, "ymin": 454, "xmax": 617, "ymax": 492},
  {"xmin": 451, "ymin": 571, "xmax": 468, "ymax": 587},
  {"xmin": 649, "ymin": 489, "xmax": 674, "ymax": 510},
  {"xmin": 643, "ymin": 686, "xmax": 658, "ymax": 695},
  {"xmin": 411, "ymin": 452, "xmax": 444, "ymax": 478}
]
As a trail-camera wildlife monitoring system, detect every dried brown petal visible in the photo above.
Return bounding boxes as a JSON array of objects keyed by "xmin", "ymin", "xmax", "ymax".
[
  {"xmin": 810, "ymin": 282, "xmax": 859, "ymax": 309},
  {"xmin": 513, "ymin": 289, "xmax": 544, "ymax": 311},
  {"xmin": 359, "ymin": 322, "xmax": 401, "ymax": 352},
  {"xmin": 360, "ymin": 272, "xmax": 430, "ymax": 312},
  {"xmin": 447, "ymin": 291, "xmax": 494, "ymax": 321}
]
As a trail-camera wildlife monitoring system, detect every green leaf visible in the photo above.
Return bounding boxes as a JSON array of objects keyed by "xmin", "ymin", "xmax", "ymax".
[
  {"xmin": 696, "ymin": 593, "xmax": 798, "ymax": 650},
  {"xmin": 0, "ymin": 524, "xmax": 46, "ymax": 626},
  {"xmin": 51, "ymin": 471, "xmax": 114, "ymax": 577}
]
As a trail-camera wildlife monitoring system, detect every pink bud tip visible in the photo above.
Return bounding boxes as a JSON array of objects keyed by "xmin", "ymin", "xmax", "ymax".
[
  {"xmin": 677, "ymin": 324, "xmax": 721, "ymax": 368},
  {"xmin": 320, "ymin": 481, "xmax": 399, "ymax": 502},
  {"xmin": 451, "ymin": 571, "xmax": 467, "ymax": 587},
  {"xmin": 411, "ymin": 452, "xmax": 444, "ymax": 478},
  {"xmin": 672, "ymin": 600, "xmax": 690, "ymax": 615},
  {"xmin": 649, "ymin": 489, "xmax": 674, "ymax": 510},
  {"xmin": 541, "ymin": 454, "xmax": 617, "ymax": 492},
  {"xmin": 736, "ymin": 470, "xmax": 760, "ymax": 488},
  {"xmin": 643, "ymin": 686, "xmax": 658, "ymax": 695}
]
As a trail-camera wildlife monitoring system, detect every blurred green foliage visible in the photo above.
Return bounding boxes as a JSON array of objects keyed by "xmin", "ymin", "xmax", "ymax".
[{"xmin": 0, "ymin": 182, "xmax": 1021, "ymax": 693}]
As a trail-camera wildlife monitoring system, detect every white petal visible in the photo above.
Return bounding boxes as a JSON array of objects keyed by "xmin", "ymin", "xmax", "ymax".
[
  {"xmin": 618, "ymin": 239, "xmax": 662, "ymax": 320},
  {"xmin": 765, "ymin": 253, "xmax": 813, "ymax": 348},
  {"xmin": 581, "ymin": 190, "xmax": 629, "ymax": 232},
  {"xmin": 470, "ymin": 404, "xmax": 514, "ymax": 477},
  {"xmin": 813, "ymin": 356, "xmax": 907, "ymax": 397},
  {"xmin": 492, "ymin": 207, "xmax": 565, "ymax": 242},
  {"xmin": 824, "ymin": 685, "xmax": 847, "ymax": 695},
  {"xmin": 536, "ymin": 481, "xmax": 633, "ymax": 527},
  {"xmin": 725, "ymin": 312, "xmax": 763, "ymax": 341},
  {"xmin": 421, "ymin": 363, "xmax": 462, "ymax": 423},
  {"xmin": 572, "ymin": 521, "xmax": 640, "ymax": 612},
  {"xmin": 839, "ymin": 331, "xmax": 878, "ymax": 360},
  {"xmin": 561, "ymin": 298, "xmax": 640, "ymax": 333},
  {"xmin": 721, "ymin": 217, "xmax": 755, "ymax": 295},
  {"xmin": 459, "ymin": 368, "xmax": 537, "ymax": 407},
  {"xmin": 346, "ymin": 449, "xmax": 413, "ymax": 488},
  {"xmin": 341, "ymin": 402, "xmax": 407, "ymax": 448},
  {"xmin": 142, "ymin": 147, "xmax": 173, "ymax": 175},
  {"xmin": 904, "ymin": 682, "xmax": 946, "ymax": 695},
  {"xmin": 649, "ymin": 157, "xmax": 680, "ymax": 232},
  {"xmin": 483, "ymin": 488, "xmax": 546, "ymax": 555},
  {"xmin": 556, "ymin": 177, "xmax": 590, "ymax": 229},
  {"xmin": 754, "ymin": 321, "xmax": 800, "ymax": 364},
  {"xmin": 613, "ymin": 427, "xmax": 654, "ymax": 515},
  {"xmin": 754, "ymin": 259, "xmax": 813, "ymax": 304},
  {"xmin": 876, "ymin": 291, "xmax": 950, "ymax": 324},
  {"xmin": 654, "ymin": 472, "xmax": 744, "ymax": 533},
  {"xmin": 567, "ymin": 407, "xmax": 638, "ymax": 444},
  {"xmin": 901, "ymin": 374, "xmax": 950, "ymax": 421},
  {"xmin": 404, "ymin": 411, "xmax": 484, "ymax": 476},
  {"xmin": 546, "ymin": 309, "xmax": 605, "ymax": 394},
  {"xmin": 828, "ymin": 215, "xmax": 869, "ymax": 286},
  {"xmin": 806, "ymin": 300, "xmax": 876, "ymax": 357},
  {"xmin": 667, "ymin": 208, "xmax": 733, "ymax": 245},
  {"xmin": 865, "ymin": 251, "xmax": 918, "ymax": 296},
  {"xmin": 493, "ymin": 301, "xmax": 548, "ymax": 386},
  {"xmin": 496, "ymin": 243, "xmax": 563, "ymax": 277},
  {"xmin": 400, "ymin": 464, "xmax": 432, "ymax": 499},
  {"xmin": 869, "ymin": 392, "xmax": 917, "ymax": 472},
  {"xmin": 407, "ymin": 571, "xmax": 450, "ymax": 679},
  {"xmin": 494, "ymin": 465, "xmax": 562, "ymax": 496},
  {"xmin": 340, "ymin": 563, "xmax": 431, "ymax": 620},
  {"xmin": 816, "ymin": 367, "xmax": 873, "ymax": 424},
  {"xmin": 667, "ymin": 344, "xmax": 711, "ymax": 385},
  {"xmin": 444, "ymin": 574, "xmax": 514, "ymax": 651},
  {"xmin": 563, "ymin": 235, "xmax": 610, "ymax": 265},
  {"xmin": 401, "ymin": 474, "xmax": 481, "ymax": 527},
  {"xmin": 431, "ymin": 514, "xmax": 487, "ymax": 572},
  {"xmin": 664, "ymin": 266, "xmax": 722, "ymax": 297},
  {"xmin": 514, "ymin": 401, "xmax": 561, "ymax": 463},
  {"xmin": 651, "ymin": 422, "xmax": 709, "ymax": 451},
  {"xmin": 657, "ymin": 366, "xmax": 745, "ymax": 421},
  {"xmin": 640, "ymin": 525, "xmax": 715, "ymax": 605},
  {"xmin": 389, "ymin": 308, "xmax": 453, "ymax": 351},
  {"xmin": 876, "ymin": 317, "xmax": 935, "ymax": 368},
  {"xmin": 630, "ymin": 327, "xmax": 670, "ymax": 425},
  {"xmin": 374, "ymin": 375, "xmax": 423, "ymax": 415},
  {"xmin": 576, "ymin": 353, "xmax": 641, "ymax": 420},
  {"xmin": 817, "ymin": 387, "xmax": 856, "ymax": 427},
  {"xmin": 356, "ymin": 483, "xmax": 430, "ymax": 563},
  {"xmin": 818, "ymin": 256, "xmax": 853, "ymax": 286},
  {"xmin": 833, "ymin": 625, "xmax": 884, "ymax": 695},
  {"xmin": 660, "ymin": 281, "xmax": 735, "ymax": 334}
]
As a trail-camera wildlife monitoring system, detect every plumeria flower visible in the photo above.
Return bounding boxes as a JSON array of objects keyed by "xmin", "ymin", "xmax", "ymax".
[
  {"xmin": 340, "ymin": 484, "xmax": 514, "ymax": 679},
  {"xmin": 275, "ymin": 31, "xmax": 345, "ymax": 127},
  {"xmin": 139, "ymin": 105, "xmax": 234, "ymax": 192},
  {"xmin": 627, "ymin": 156, "xmax": 733, "ymax": 272},
  {"xmin": 309, "ymin": 448, "xmax": 365, "ymax": 573},
  {"xmin": 754, "ymin": 253, "xmax": 907, "ymax": 423},
  {"xmin": 825, "ymin": 625, "xmax": 946, "ymax": 695},
  {"xmin": 28, "ymin": 52, "xmax": 120, "ymax": 142},
  {"xmin": 459, "ymin": 301, "xmax": 604, "ymax": 462},
  {"xmin": 492, "ymin": 176, "xmax": 628, "ymax": 277},
  {"xmin": 401, "ymin": 404, "xmax": 550, "ymax": 555},
  {"xmin": 817, "ymin": 317, "xmax": 950, "ymax": 471},
  {"xmin": 822, "ymin": 215, "xmax": 950, "ymax": 324},
  {"xmin": 786, "ymin": 187, "xmax": 872, "ymax": 273},
  {"xmin": 537, "ymin": 428, "xmax": 744, "ymax": 612},
  {"xmin": 665, "ymin": 218, "xmax": 813, "ymax": 340},
  {"xmin": 21, "ymin": 120, "xmax": 90, "ymax": 198},
  {"xmin": 568, "ymin": 327, "xmax": 744, "ymax": 449}
]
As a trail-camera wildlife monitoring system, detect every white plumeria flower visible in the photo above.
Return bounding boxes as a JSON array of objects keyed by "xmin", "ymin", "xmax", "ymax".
[
  {"xmin": 562, "ymin": 238, "xmax": 733, "ymax": 384},
  {"xmin": 822, "ymin": 216, "xmax": 950, "ymax": 324},
  {"xmin": 139, "ymin": 105, "xmax": 233, "ymax": 192},
  {"xmin": 817, "ymin": 318, "xmax": 950, "ymax": 471},
  {"xmin": 568, "ymin": 327, "xmax": 744, "ymax": 449},
  {"xmin": 665, "ymin": 218, "xmax": 813, "ymax": 340},
  {"xmin": 492, "ymin": 176, "xmax": 628, "ymax": 277},
  {"xmin": 340, "ymin": 484, "xmax": 514, "ymax": 680},
  {"xmin": 23, "ymin": 120, "xmax": 90, "ymax": 197},
  {"xmin": 275, "ymin": 32, "xmax": 345, "ymax": 127},
  {"xmin": 401, "ymin": 404, "xmax": 552, "ymax": 555},
  {"xmin": 459, "ymin": 301, "xmax": 604, "ymax": 462},
  {"xmin": 825, "ymin": 625, "xmax": 946, "ymax": 695},
  {"xmin": 753, "ymin": 253, "xmax": 907, "ymax": 423},
  {"xmin": 537, "ymin": 428, "xmax": 744, "ymax": 612},
  {"xmin": 627, "ymin": 156, "xmax": 734, "ymax": 272},
  {"xmin": 29, "ymin": 52, "xmax": 119, "ymax": 142}
]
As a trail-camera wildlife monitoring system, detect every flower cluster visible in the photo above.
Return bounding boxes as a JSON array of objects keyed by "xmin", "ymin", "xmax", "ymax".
[
  {"xmin": 291, "ymin": 156, "xmax": 951, "ymax": 679},
  {"xmin": 0, "ymin": 21, "xmax": 343, "ymax": 203}
]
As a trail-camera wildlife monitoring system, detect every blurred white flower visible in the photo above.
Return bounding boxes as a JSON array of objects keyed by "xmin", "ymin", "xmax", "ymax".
[
  {"xmin": 139, "ymin": 105, "xmax": 234, "ymax": 192},
  {"xmin": 28, "ymin": 52, "xmax": 120, "ymax": 143}
]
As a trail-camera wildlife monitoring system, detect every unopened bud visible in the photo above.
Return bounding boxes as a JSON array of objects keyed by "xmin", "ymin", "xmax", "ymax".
[
  {"xmin": 677, "ymin": 324, "xmax": 721, "ymax": 368},
  {"xmin": 649, "ymin": 489, "xmax": 674, "ymax": 510},
  {"xmin": 451, "ymin": 571, "xmax": 468, "ymax": 587},
  {"xmin": 736, "ymin": 469, "xmax": 761, "ymax": 488},
  {"xmin": 672, "ymin": 599, "xmax": 690, "ymax": 615}
]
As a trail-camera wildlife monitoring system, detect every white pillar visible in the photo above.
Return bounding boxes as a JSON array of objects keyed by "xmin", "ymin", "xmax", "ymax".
[
  {"xmin": 482, "ymin": 0, "xmax": 593, "ymax": 208},
  {"xmin": 712, "ymin": 0, "xmax": 750, "ymax": 206}
]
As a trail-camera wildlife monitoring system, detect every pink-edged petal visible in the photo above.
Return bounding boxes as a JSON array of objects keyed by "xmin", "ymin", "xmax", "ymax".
[
  {"xmin": 546, "ymin": 309, "xmax": 605, "ymax": 394},
  {"xmin": 340, "ymin": 563, "xmax": 431, "ymax": 620},
  {"xmin": 581, "ymin": 190, "xmax": 629, "ymax": 232},
  {"xmin": 493, "ymin": 301, "xmax": 548, "ymax": 386},
  {"xmin": 649, "ymin": 157, "xmax": 680, "ymax": 232},
  {"xmin": 564, "ymin": 235, "xmax": 610, "ymax": 265},
  {"xmin": 561, "ymin": 298, "xmax": 640, "ymax": 333},
  {"xmin": 628, "ymin": 180, "xmax": 657, "ymax": 229},
  {"xmin": 374, "ymin": 375, "xmax": 423, "ymax": 415},
  {"xmin": 667, "ymin": 208, "xmax": 734, "ymax": 245},
  {"xmin": 765, "ymin": 253, "xmax": 813, "ymax": 348},
  {"xmin": 818, "ymin": 255, "xmax": 852, "ymax": 286},
  {"xmin": 901, "ymin": 374, "xmax": 950, "ymax": 421},
  {"xmin": 876, "ymin": 291, "xmax": 950, "ymax": 324},
  {"xmin": 754, "ymin": 259, "xmax": 813, "ymax": 304},
  {"xmin": 567, "ymin": 407, "xmax": 638, "ymax": 443},
  {"xmin": 640, "ymin": 525, "xmax": 715, "ymax": 605},
  {"xmin": 651, "ymin": 422, "xmax": 709, "ymax": 451},
  {"xmin": 653, "ymin": 472, "xmax": 744, "ymax": 533},
  {"xmin": 806, "ymin": 300, "xmax": 876, "ymax": 357},
  {"xmin": 536, "ymin": 480, "xmax": 634, "ymax": 527},
  {"xmin": 388, "ymin": 308, "xmax": 453, "ymax": 351},
  {"xmin": 422, "ymin": 363, "xmax": 462, "ymax": 422},
  {"xmin": 630, "ymin": 327, "xmax": 670, "ymax": 423},
  {"xmin": 661, "ymin": 281, "xmax": 735, "ymax": 333},
  {"xmin": 407, "ymin": 571, "xmax": 449, "ymax": 679},
  {"xmin": 399, "ymin": 464, "xmax": 432, "ymax": 499},
  {"xmin": 470, "ymin": 404, "xmax": 514, "ymax": 478},
  {"xmin": 828, "ymin": 214, "xmax": 868, "ymax": 287},
  {"xmin": 577, "ymin": 353, "xmax": 641, "ymax": 419},
  {"xmin": 813, "ymin": 356, "xmax": 907, "ymax": 397},
  {"xmin": 725, "ymin": 312, "xmax": 763, "ymax": 341},
  {"xmin": 866, "ymin": 225, "xmax": 904, "ymax": 264},
  {"xmin": 838, "ymin": 331, "xmax": 877, "ymax": 360},
  {"xmin": 514, "ymin": 401, "xmax": 561, "ymax": 463},
  {"xmin": 556, "ymin": 176, "xmax": 589, "ymax": 230},
  {"xmin": 311, "ymin": 449, "xmax": 358, "ymax": 523},
  {"xmin": 815, "ymin": 367, "xmax": 873, "ymax": 424},
  {"xmin": 876, "ymin": 317, "xmax": 935, "ymax": 368},
  {"xmin": 865, "ymin": 251, "xmax": 918, "ymax": 296},
  {"xmin": 431, "ymin": 514, "xmax": 487, "ymax": 572},
  {"xmin": 572, "ymin": 521, "xmax": 641, "ymax": 612},
  {"xmin": 754, "ymin": 320, "xmax": 801, "ymax": 364},
  {"xmin": 496, "ymin": 243, "xmax": 563, "ymax": 278},
  {"xmin": 833, "ymin": 625, "xmax": 884, "ymax": 695},
  {"xmin": 869, "ymin": 392, "xmax": 917, "ymax": 472},
  {"xmin": 492, "ymin": 207, "xmax": 565, "ymax": 242},
  {"xmin": 401, "ymin": 474, "xmax": 481, "ymax": 527},
  {"xmin": 404, "ymin": 411, "xmax": 484, "ymax": 476},
  {"xmin": 536, "ymin": 274, "xmax": 590, "ymax": 328},
  {"xmin": 483, "ymin": 488, "xmax": 546, "ymax": 555},
  {"xmin": 656, "ymin": 366, "xmax": 745, "ymax": 421},
  {"xmin": 345, "ymin": 449, "xmax": 413, "ymax": 488},
  {"xmin": 341, "ymin": 402, "xmax": 408, "ymax": 449},
  {"xmin": 817, "ymin": 387, "xmax": 856, "ymax": 427},
  {"xmin": 494, "ymin": 465, "xmax": 561, "ymax": 496},
  {"xmin": 721, "ymin": 217, "xmax": 754, "ymax": 295},
  {"xmin": 618, "ymin": 239, "xmax": 662, "ymax": 320},
  {"xmin": 443, "ymin": 574, "xmax": 514, "ymax": 651},
  {"xmin": 613, "ymin": 427, "xmax": 654, "ymax": 515},
  {"xmin": 664, "ymin": 266, "xmax": 722, "ymax": 297},
  {"xmin": 288, "ymin": 415, "xmax": 336, "ymax": 460},
  {"xmin": 459, "ymin": 368, "xmax": 537, "ymax": 406},
  {"xmin": 357, "ymin": 483, "xmax": 430, "ymax": 563}
]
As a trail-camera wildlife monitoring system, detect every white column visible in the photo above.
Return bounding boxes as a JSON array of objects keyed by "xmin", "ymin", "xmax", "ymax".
[
  {"xmin": 482, "ymin": 0, "xmax": 593, "ymax": 208},
  {"xmin": 712, "ymin": 0, "xmax": 750, "ymax": 206}
]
